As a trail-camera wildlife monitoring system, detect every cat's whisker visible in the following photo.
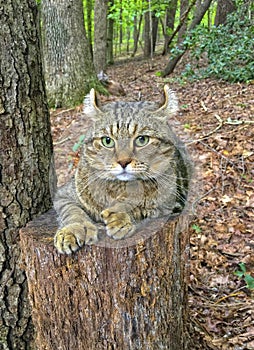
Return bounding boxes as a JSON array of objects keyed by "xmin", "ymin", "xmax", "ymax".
[
  {"xmin": 153, "ymin": 172, "xmax": 189, "ymax": 183},
  {"xmin": 142, "ymin": 171, "xmax": 189, "ymax": 204}
]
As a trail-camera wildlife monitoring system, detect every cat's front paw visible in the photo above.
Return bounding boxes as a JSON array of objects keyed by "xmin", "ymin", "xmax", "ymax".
[
  {"xmin": 101, "ymin": 209, "xmax": 135, "ymax": 240},
  {"xmin": 54, "ymin": 223, "xmax": 98, "ymax": 254}
]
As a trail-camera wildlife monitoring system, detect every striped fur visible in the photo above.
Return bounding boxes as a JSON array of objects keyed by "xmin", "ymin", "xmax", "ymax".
[{"xmin": 54, "ymin": 86, "xmax": 191, "ymax": 254}]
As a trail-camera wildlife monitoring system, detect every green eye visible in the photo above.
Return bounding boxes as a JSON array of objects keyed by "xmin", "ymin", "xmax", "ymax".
[
  {"xmin": 135, "ymin": 135, "xmax": 149, "ymax": 147},
  {"xmin": 101, "ymin": 136, "xmax": 115, "ymax": 148}
]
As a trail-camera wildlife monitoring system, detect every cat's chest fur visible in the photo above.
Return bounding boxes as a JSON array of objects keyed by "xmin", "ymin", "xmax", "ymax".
[{"xmin": 75, "ymin": 167, "xmax": 172, "ymax": 221}]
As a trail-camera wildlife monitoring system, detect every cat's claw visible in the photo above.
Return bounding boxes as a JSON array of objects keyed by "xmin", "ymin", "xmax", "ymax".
[
  {"xmin": 101, "ymin": 209, "xmax": 135, "ymax": 240},
  {"xmin": 54, "ymin": 223, "xmax": 98, "ymax": 254}
]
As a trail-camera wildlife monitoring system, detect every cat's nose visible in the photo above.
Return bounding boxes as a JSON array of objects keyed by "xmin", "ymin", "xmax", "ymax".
[{"xmin": 118, "ymin": 158, "xmax": 131, "ymax": 169}]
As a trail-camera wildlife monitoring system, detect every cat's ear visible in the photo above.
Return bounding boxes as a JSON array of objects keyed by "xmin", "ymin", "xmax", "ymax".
[
  {"xmin": 155, "ymin": 85, "xmax": 178, "ymax": 117},
  {"xmin": 83, "ymin": 88, "xmax": 102, "ymax": 119}
]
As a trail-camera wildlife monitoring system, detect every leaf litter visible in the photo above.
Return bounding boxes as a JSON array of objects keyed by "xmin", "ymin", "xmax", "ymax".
[{"xmin": 51, "ymin": 54, "xmax": 254, "ymax": 350}]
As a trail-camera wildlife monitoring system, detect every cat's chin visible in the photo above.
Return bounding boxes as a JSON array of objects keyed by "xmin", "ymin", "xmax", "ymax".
[{"xmin": 115, "ymin": 173, "xmax": 136, "ymax": 181}]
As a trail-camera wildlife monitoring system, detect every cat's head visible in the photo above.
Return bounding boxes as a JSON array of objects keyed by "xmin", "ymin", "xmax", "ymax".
[{"xmin": 82, "ymin": 86, "xmax": 181, "ymax": 181}]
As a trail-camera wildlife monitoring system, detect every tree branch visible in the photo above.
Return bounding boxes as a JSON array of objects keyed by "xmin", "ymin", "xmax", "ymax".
[{"xmin": 162, "ymin": 0, "xmax": 213, "ymax": 76}]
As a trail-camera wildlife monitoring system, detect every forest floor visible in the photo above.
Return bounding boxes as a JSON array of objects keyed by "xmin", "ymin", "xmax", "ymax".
[{"xmin": 51, "ymin": 54, "xmax": 254, "ymax": 350}]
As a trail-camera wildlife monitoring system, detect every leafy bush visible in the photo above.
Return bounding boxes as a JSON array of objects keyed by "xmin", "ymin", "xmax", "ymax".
[{"xmin": 183, "ymin": 11, "xmax": 254, "ymax": 83}]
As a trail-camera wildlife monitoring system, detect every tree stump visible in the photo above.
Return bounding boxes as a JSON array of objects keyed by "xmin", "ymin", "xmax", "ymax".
[{"xmin": 20, "ymin": 209, "xmax": 190, "ymax": 350}]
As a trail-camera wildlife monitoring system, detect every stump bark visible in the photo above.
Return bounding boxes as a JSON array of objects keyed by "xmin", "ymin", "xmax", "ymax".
[{"xmin": 20, "ymin": 209, "xmax": 190, "ymax": 350}]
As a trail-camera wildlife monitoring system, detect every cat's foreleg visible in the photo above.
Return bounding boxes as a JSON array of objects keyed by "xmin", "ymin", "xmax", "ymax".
[
  {"xmin": 101, "ymin": 202, "xmax": 135, "ymax": 240},
  {"xmin": 54, "ymin": 192, "xmax": 98, "ymax": 254}
]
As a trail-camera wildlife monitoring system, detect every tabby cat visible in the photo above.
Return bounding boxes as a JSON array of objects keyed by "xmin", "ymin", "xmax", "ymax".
[{"xmin": 54, "ymin": 86, "xmax": 191, "ymax": 254}]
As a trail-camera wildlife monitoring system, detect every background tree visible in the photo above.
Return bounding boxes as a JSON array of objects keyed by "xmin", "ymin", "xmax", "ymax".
[
  {"xmin": 94, "ymin": 0, "xmax": 108, "ymax": 73},
  {"xmin": 162, "ymin": 0, "xmax": 196, "ymax": 55},
  {"xmin": 214, "ymin": 0, "xmax": 236, "ymax": 25},
  {"xmin": 143, "ymin": 8, "xmax": 153, "ymax": 58},
  {"xmin": 107, "ymin": 0, "xmax": 115, "ymax": 64},
  {"xmin": 152, "ymin": 12, "xmax": 159, "ymax": 52},
  {"xmin": 0, "ymin": 0, "xmax": 55, "ymax": 348},
  {"xmin": 162, "ymin": 0, "xmax": 213, "ymax": 76},
  {"xmin": 178, "ymin": 0, "xmax": 189, "ymax": 43},
  {"xmin": 41, "ymin": 0, "xmax": 100, "ymax": 107},
  {"xmin": 132, "ymin": 4, "xmax": 143, "ymax": 57},
  {"xmin": 143, "ymin": 2, "xmax": 159, "ymax": 58},
  {"xmin": 85, "ymin": 0, "xmax": 94, "ymax": 57},
  {"xmin": 162, "ymin": 0, "xmax": 177, "ymax": 55}
]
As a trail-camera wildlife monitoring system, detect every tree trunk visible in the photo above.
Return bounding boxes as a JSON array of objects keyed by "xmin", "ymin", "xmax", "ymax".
[
  {"xmin": 162, "ymin": 0, "xmax": 213, "ymax": 76},
  {"xmin": 40, "ymin": 0, "xmax": 99, "ymax": 108},
  {"xmin": 152, "ymin": 14, "xmax": 159, "ymax": 52},
  {"xmin": 132, "ymin": 14, "xmax": 143, "ymax": 57},
  {"xmin": 126, "ymin": 26, "xmax": 131, "ymax": 54},
  {"xmin": 214, "ymin": 0, "xmax": 236, "ymax": 25},
  {"xmin": 178, "ymin": 0, "xmax": 189, "ymax": 43},
  {"xmin": 162, "ymin": 0, "xmax": 178, "ymax": 55},
  {"xmin": 94, "ymin": 0, "xmax": 108, "ymax": 74},
  {"xmin": 20, "ymin": 210, "xmax": 191, "ymax": 350},
  {"xmin": 162, "ymin": 0, "xmax": 197, "ymax": 55},
  {"xmin": 144, "ymin": 10, "xmax": 152, "ymax": 58},
  {"xmin": 107, "ymin": 2, "xmax": 114, "ymax": 65},
  {"xmin": 85, "ymin": 0, "xmax": 94, "ymax": 58},
  {"xmin": 0, "ymin": 0, "xmax": 55, "ymax": 348},
  {"xmin": 119, "ymin": 0, "xmax": 123, "ymax": 53},
  {"xmin": 188, "ymin": 0, "xmax": 213, "ymax": 30},
  {"xmin": 143, "ymin": 8, "xmax": 158, "ymax": 58}
]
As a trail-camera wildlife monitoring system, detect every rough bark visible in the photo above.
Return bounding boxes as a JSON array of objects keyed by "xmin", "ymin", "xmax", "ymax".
[
  {"xmin": 178, "ymin": 0, "xmax": 189, "ymax": 43},
  {"xmin": 144, "ymin": 11, "xmax": 152, "ymax": 58},
  {"xmin": 107, "ymin": 4, "xmax": 114, "ymax": 65},
  {"xmin": 162, "ymin": 0, "xmax": 178, "ymax": 55},
  {"xmin": 162, "ymin": 0, "xmax": 213, "ymax": 76},
  {"xmin": 152, "ymin": 15, "xmax": 159, "ymax": 52},
  {"xmin": 144, "ymin": 8, "xmax": 159, "ymax": 58},
  {"xmin": 20, "ymin": 210, "xmax": 191, "ymax": 350},
  {"xmin": 214, "ymin": 0, "xmax": 236, "ymax": 25},
  {"xmin": 40, "ymin": 0, "xmax": 99, "ymax": 108},
  {"xmin": 94, "ymin": 0, "xmax": 108, "ymax": 74},
  {"xmin": 85, "ymin": 0, "xmax": 94, "ymax": 58},
  {"xmin": 0, "ymin": 0, "xmax": 55, "ymax": 348}
]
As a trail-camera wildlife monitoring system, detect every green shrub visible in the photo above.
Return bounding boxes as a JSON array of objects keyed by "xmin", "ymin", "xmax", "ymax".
[{"xmin": 183, "ymin": 11, "xmax": 254, "ymax": 83}]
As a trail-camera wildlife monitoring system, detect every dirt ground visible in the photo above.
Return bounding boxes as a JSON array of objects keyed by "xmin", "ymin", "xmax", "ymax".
[{"xmin": 51, "ymin": 54, "xmax": 254, "ymax": 350}]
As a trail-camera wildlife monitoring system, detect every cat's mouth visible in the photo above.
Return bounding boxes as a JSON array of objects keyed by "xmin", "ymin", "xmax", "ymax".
[
  {"xmin": 115, "ymin": 171, "xmax": 136, "ymax": 181},
  {"xmin": 110, "ymin": 164, "xmax": 136, "ymax": 181}
]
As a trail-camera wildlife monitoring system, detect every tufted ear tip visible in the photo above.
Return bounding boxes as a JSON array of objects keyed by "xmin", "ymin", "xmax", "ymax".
[
  {"xmin": 155, "ymin": 85, "xmax": 178, "ymax": 116},
  {"xmin": 83, "ymin": 88, "xmax": 102, "ymax": 118}
]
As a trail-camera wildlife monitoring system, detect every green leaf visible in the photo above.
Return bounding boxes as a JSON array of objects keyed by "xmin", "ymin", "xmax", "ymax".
[
  {"xmin": 191, "ymin": 224, "xmax": 202, "ymax": 234},
  {"xmin": 72, "ymin": 134, "xmax": 85, "ymax": 152},
  {"xmin": 238, "ymin": 262, "xmax": 247, "ymax": 273},
  {"xmin": 72, "ymin": 143, "xmax": 80, "ymax": 152},
  {"xmin": 155, "ymin": 71, "xmax": 162, "ymax": 77},
  {"xmin": 234, "ymin": 270, "xmax": 244, "ymax": 278},
  {"xmin": 78, "ymin": 135, "xmax": 85, "ymax": 143},
  {"xmin": 244, "ymin": 274, "xmax": 254, "ymax": 290}
]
